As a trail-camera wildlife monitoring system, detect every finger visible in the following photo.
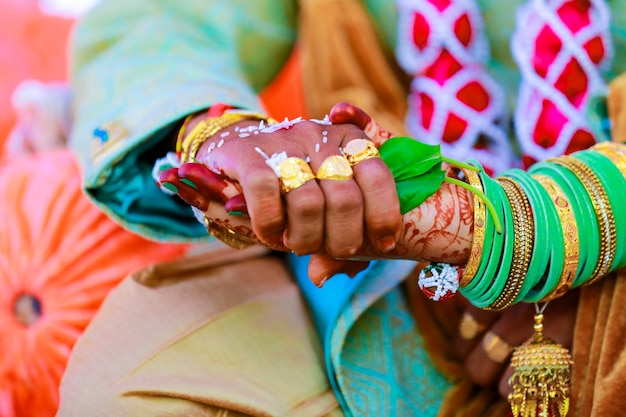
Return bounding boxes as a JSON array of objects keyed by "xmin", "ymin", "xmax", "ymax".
[
  {"xmin": 160, "ymin": 164, "xmax": 257, "ymax": 243},
  {"xmin": 308, "ymin": 252, "xmax": 370, "ymax": 287},
  {"xmin": 499, "ymin": 365, "xmax": 515, "ymax": 400},
  {"xmin": 464, "ymin": 303, "xmax": 534, "ymax": 387},
  {"xmin": 260, "ymin": 122, "xmax": 354, "ymax": 255},
  {"xmin": 307, "ymin": 153, "xmax": 365, "ymax": 258},
  {"xmin": 177, "ymin": 162, "xmax": 234, "ymax": 203},
  {"xmin": 202, "ymin": 199, "xmax": 262, "ymax": 249},
  {"xmin": 158, "ymin": 167, "xmax": 211, "ymax": 211},
  {"xmin": 178, "ymin": 162, "xmax": 248, "ymax": 215},
  {"xmin": 238, "ymin": 163, "xmax": 287, "ymax": 246},
  {"xmin": 329, "ymin": 102, "xmax": 372, "ymax": 130},
  {"xmin": 329, "ymin": 102, "xmax": 394, "ymax": 145},
  {"xmin": 282, "ymin": 178, "xmax": 326, "ymax": 255},
  {"xmin": 224, "ymin": 194, "xmax": 248, "ymax": 216},
  {"xmin": 452, "ymin": 304, "xmax": 500, "ymax": 360},
  {"xmin": 349, "ymin": 150, "xmax": 402, "ymax": 253}
]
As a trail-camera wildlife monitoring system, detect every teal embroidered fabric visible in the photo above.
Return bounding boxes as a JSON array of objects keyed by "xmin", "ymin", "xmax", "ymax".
[
  {"xmin": 291, "ymin": 256, "xmax": 452, "ymax": 416},
  {"xmin": 330, "ymin": 263, "xmax": 452, "ymax": 417}
]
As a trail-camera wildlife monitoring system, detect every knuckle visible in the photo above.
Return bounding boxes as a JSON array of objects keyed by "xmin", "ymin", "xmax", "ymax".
[
  {"xmin": 290, "ymin": 192, "xmax": 325, "ymax": 218},
  {"xmin": 244, "ymin": 170, "xmax": 279, "ymax": 192},
  {"xmin": 253, "ymin": 215, "xmax": 284, "ymax": 240},
  {"xmin": 325, "ymin": 188, "xmax": 362, "ymax": 215}
]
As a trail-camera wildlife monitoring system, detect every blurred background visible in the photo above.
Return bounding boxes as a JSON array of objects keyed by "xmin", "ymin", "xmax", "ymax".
[
  {"xmin": 0, "ymin": 0, "xmax": 305, "ymax": 156},
  {"xmin": 0, "ymin": 0, "xmax": 99, "ymax": 152}
]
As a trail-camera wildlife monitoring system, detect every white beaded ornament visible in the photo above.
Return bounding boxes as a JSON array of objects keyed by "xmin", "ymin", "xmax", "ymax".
[{"xmin": 418, "ymin": 262, "xmax": 460, "ymax": 301}]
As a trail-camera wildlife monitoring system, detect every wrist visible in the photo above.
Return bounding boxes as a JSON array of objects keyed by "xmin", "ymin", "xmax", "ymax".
[{"xmin": 176, "ymin": 108, "xmax": 272, "ymax": 164}]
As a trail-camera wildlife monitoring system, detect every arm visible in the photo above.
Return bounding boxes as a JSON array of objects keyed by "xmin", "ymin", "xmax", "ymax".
[{"xmin": 68, "ymin": 0, "xmax": 298, "ymax": 241}]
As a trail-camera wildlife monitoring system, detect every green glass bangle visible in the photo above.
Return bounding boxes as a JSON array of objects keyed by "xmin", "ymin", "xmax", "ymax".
[
  {"xmin": 460, "ymin": 171, "xmax": 507, "ymax": 302},
  {"xmin": 576, "ymin": 151, "xmax": 626, "ymax": 270},
  {"xmin": 551, "ymin": 155, "xmax": 616, "ymax": 287},
  {"xmin": 504, "ymin": 170, "xmax": 565, "ymax": 302},
  {"xmin": 531, "ymin": 161, "xmax": 601, "ymax": 288},
  {"xmin": 466, "ymin": 176, "xmax": 515, "ymax": 308}
]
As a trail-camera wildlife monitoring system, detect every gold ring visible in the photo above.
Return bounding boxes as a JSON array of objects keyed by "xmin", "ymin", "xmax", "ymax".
[
  {"xmin": 343, "ymin": 138, "xmax": 380, "ymax": 166},
  {"xmin": 458, "ymin": 312, "xmax": 487, "ymax": 340},
  {"xmin": 276, "ymin": 157, "xmax": 315, "ymax": 193},
  {"xmin": 482, "ymin": 330, "xmax": 513, "ymax": 363},
  {"xmin": 316, "ymin": 155, "xmax": 354, "ymax": 180}
]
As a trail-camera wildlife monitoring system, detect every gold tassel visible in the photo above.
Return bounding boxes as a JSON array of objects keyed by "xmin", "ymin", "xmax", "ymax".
[{"xmin": 508, "ymin": 303, "xmax": 573, "ymax": 417}]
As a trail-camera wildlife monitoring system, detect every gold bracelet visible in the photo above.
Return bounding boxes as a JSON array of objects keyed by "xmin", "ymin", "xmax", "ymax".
[
  {"xmin": 176, "ymin": 114, "xmax": 195, "ymax": 153},
  {"xmin": 591, "ymin": 142, "xmax": 626, "ymax": 179},
  {"xmin": 179, "ymin": 111, "xmax": 270, "ymax": 163},
  {"xmin": 533, "ymin": 174, "xmax": 579, "ymax": 301},
  {"xmin": 202, "ymin": 215, "xmax": 256, "ymax": 249},
  {"xmin": 551, "ymin": 155, "xmax": 616, "ymax": 286},
  {"xmin": 488, "ymin": 177, "xmax": 534, "ymax": 310},
  {"xmin": 459, "ymin": 167, "xmax": 486, "ymax": 287}
]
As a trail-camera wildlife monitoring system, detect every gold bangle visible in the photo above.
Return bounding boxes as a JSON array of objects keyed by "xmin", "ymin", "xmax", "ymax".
[
  {"xmin": 533, "ymin": 174, "xmax": 579, "ymax": 301},
  {"xmin": 488, "ymin": 177, "xmax": 534, "ymax": 310},
  {"xmin": 550, "ymin": 155, "xmax": 616, "ymax": 286},
  {"xmin": 175, "ymin": 114, "xmax": 196, "ymax": 154},
  {"xmin": 179, "ymin": 111, "xmax": 270, "ymax": 163},
  {"xmin": 459, "ymin": 167, "xmax": 486, "ymax": 287},
  {"xmin": 202, "ymin": 215, "xmax": 256, "ymax": 249},
  {"xmin": 591, "ymin": 142, "xmax": 626, "ymax": 179}
]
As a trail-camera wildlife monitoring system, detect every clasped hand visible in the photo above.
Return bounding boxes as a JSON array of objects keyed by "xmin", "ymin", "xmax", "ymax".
[{"xmin": 160, "ymin": 103, "xmax": 421, "ymax": 285}]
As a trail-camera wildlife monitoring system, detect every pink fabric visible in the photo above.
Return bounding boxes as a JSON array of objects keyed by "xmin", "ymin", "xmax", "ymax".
[
  {"xmin": 512, "ymin": 0, "xmax": 612, "ymax": 167},
  {"xmin": 396, "ymin": 0, "xmax": 514, "ymax": 175}
]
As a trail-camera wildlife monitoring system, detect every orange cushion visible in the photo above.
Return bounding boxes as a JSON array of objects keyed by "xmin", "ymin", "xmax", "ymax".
[{"xmin": 0, "ymin": 150, "xmax": 188, "ymax": 417}]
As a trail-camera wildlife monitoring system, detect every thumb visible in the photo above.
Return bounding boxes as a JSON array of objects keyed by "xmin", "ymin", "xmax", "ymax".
[{"xmin": 308, "ymin": 252, "xmax": 370, "ymax": 287}]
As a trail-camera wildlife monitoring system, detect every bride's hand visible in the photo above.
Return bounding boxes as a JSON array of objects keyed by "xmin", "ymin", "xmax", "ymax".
[{"xmin": 159, "ymin": 103, "xmax": 474, "ymax": 285}]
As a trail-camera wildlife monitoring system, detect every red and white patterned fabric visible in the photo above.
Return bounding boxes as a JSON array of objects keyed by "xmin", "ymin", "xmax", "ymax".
[
  {"xmin": 396, "ymin": 0, "xmax": 514, "ymax": 174},
  {"xmin": 512, "ymin": 0, "xmax": 612, "ymax": 167}
]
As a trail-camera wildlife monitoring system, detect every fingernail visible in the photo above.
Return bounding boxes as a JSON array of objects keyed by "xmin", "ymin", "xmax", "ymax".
[
  {"xmin": 316, "ymin": 276, "xmax": 331, "ymax": 288},
  {"xmin": 161, "ymin": 182, "xmax": 178, "ymax": 193},
  {"xmin": 180, "ymin": 178, "xmax": 198, "ymax": 189},
  {"xmin": 376, "ymin": 236, "xmax": 396, "ymax": 253},
  {"xmin": 227, "ymin": 210, "xmax": 246, "ymax": 216}
]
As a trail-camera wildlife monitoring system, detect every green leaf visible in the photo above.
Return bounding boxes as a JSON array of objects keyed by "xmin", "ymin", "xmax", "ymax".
[
  {"xmin": 396, "ymin": 168, "xmax": 446, "ymax": 214},
  {"xmin": 380, "ymin": 137, "xmax": 443, "ymax": 180},
  {"xmin": 378, "ymin": 136, "xmax": 502, "ymax": 233},
  {"xmin": 379, "ymin": 136, "xmax": 446, "ymax": 214}
]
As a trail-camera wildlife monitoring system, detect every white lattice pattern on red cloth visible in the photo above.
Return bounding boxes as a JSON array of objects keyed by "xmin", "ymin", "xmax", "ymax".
[
  {"xmin": 512, "ymin": 0, "xmax": 612, "ymax": 167},
  {"xmin": 396, "ymin": 0, "xmax": 515, "ymax": 174}
]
